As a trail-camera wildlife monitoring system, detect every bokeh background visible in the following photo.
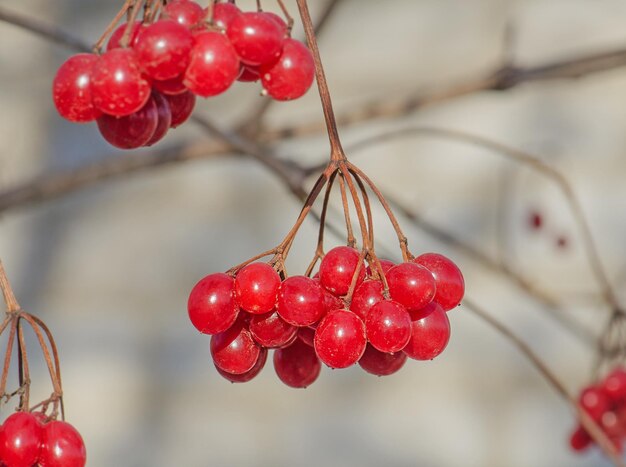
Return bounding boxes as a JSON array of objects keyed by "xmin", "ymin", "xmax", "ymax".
[{"xmin": 2, "ymin": 0, "xmax": 626, "ymax": 465}]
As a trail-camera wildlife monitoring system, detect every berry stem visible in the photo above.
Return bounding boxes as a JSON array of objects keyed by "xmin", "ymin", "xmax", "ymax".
[
  {"xmin": 0, "ymin": 260, "xmax": 20, "ymax": 313},
  {"xmin": 204, "ymin": 0, "xmax": 215, "ymax": 24},
  {"xmin": 120, "ymin": 0, "xmax": 145, "ymax": 48},
  {"xmin": 92, "ymin": 0, "xmax": 135, "ymax": 52},
  {"xmin": 16, "ymin": 319, "xmax": 31, "ymax": 411},
  {"xmin": 276, "ymin": 0, "xmax": 294, "ymax": 33},
  {"xmin": 337, "ymin": 171, "xmax": 355, "ymax": 247},
  {"xmin": 0, "ymin": 317, "xmax": 17, "ymax": 401}
]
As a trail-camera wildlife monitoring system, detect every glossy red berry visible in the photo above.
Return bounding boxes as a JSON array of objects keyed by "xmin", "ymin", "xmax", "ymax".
[
  {"xmin": 260, "ymin": 39, "xmax": 314, "ymax": 101},
  {"xmin": 184, "ymin": 31, "xmax": 240, "ymax": 97},
  {"xmin": 414, "ymin": 253, "xmax": 464, "ymax": 311},
  {"xmin": 145, "ymin": 91, "xmax": 172, "ymax": 146},
  {"xmin": 407, "ymin": 300, "xmax": 439, "ymax": 321},
  {"xmin": 216, "ymin": 347, "xmax": 267, "ymax": 383},
  {"xmin": 52, "ymin": 54, "xmax": 100, "ymax": 123},
  {"xmin": 135, "ymin": 20, "xmax": 193, "ymax": 80},
  {"xmin": 237, "ymin": 65, "xmax": 260, "ymax": 82},
  {"xmin": 227, "ymin": 12, "xmax": 284, "ymax": 66},
  {"xmin": 314, "ymin": 309, "xmax": 367, "ymax": 369},
  {"xmin": 366, "ymin": 300, "xmax": 412, "ymax": 353},
  {"xmin": 349, "ymin": 280, "xmax": 384, "ymax": 320},
  {"xmin": 211, "ymin": 319, "xmax": 261, "ymax": 374},
  {"xmin": 153, "ymin": 74, "xmax": 187, "ymax": 95},
  {"xmin": 164, "ymin": 0, "xmax": 205, "ymax": 28},
  {"xmin": 91, "ymin": 48, "xmax": 151, "ymax": 117},
  {"xmin": 264, "ymin": 12, "xmax": 288, "ymax": 36},
  {"xmin": 39, "ymin": 420, "xmax": 86, "ymax": 467},
  {"xmin": 297, "ymin": 326, "xmax": 315, "ymax": 347},
  {"xmin": 403, "ymin": 304, "xmax": 450, "ymax": 360},
  {"xmin": 277, "ymin": 276, "xmax": 325, "ymax": 326},
  {"xmin": 188, "ymin": 272, "xmax": 238, "ymax": 334},
  {"xmin": 601, "ymin": 410, "xmax": 624, "ymax": 438},
  {"xmin": 579, "ymin": 386, "xmax": 611, "ymax": 421},
  {"xmin": 165, "ymin": 90, "xmax": 196, "ymax": 127},
  {"xmin": 319, "ymin": 246, "xmax": 365, "ymax": 296},
  {"xmin": 569, "ymin": 426, "xmax": 591, "ymax": 452},
  {"xmin": 249, "ymin": 311, "xmax": 298, "ymax": 348},
  {"xmin": 96, "ymin": 96, "xmax": 158, "ymax": 149},
  {"xmin": 234, "ymin": 263, "xmax": 280, "ymax": 314},
  {"xmin": 386, "ymin": 262, "xmax": 436, "ymax": 312},
  {"xmin": 603, "ymin": 367, "xmax": 626, "ymax": 403},
  {"xmin": 274, "ymin": 339, "xmax": 321, "ymax": 388},
  {"xmin": 358, "ymin": 344, "xmax": 407, "ymax": 376},
  {"xmin": 212, "ymin": 2, "xmax": 241, "ymax": 32},
  {"xmin": 106, "ymin": 22, "xmax": 144, "ymax": 51},
  {"xmin": 0, "ymin": 412, "xmax": 43, "ymax": 467}
]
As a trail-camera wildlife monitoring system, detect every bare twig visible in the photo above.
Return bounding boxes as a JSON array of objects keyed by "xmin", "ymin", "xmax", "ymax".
[{"xmin": 0, "ymin": 260, "xmax": 20, "ymax": 313}]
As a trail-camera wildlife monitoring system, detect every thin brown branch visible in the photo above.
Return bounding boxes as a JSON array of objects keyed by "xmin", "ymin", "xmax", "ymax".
[{"xmin": 0, "ymin": 260, "xmax": 20, "ymax": 313}]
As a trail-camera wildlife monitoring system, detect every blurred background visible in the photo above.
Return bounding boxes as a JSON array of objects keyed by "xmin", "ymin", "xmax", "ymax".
[{"xmin": 2, "ymin": 0, "xmax": 626, "ymax": 465}]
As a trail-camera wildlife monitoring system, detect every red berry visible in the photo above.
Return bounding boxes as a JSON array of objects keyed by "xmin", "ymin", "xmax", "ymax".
[
  {"xmin": 358, "ymin": 344, "xmax": 407, "ymax": 376},
  {"xmin": 234, "ymin": 263, "xmax": 280, "ymax": 314},
  {"xmin": 96, "ymin": 96, "xmax": 158, "ymax": 149},
  {"xmin": 603, "ymin": 367, "xmax": 626, "ymax": 403},
  {"xmin": 237, "ymin": 64, "xmax": 260, "ymax": 82},
  {"xmin": 164, "ymin": 0, "xmax": 205, "ymax": 28},
  {"xmin": 211, "ymin": 319, "xmax": 261, "ymax": 374},
  {"xmin": 216, "ymin": 347, "xmax": 267, "ymax": 383},
  {"xmin": 314, "ymin": 309, "xmax": 366, "ymax": 369},
  {"xmin": 403, "ymin": 304, "xmax": 450, "ymax": 360},
  {"xmin": 39, "ymin": 420, "xmax": 86, "ymax": 467},
  {"xmin": 277, "ymin": 276, "xmax": 325, "ymax": 326},
  {"xmin": 601, "ymin": 411, "xmax": 624, "ymax": 438},
  {"xmin": 407, "ymin": 300, "xmax": 439, "ymax": 321},
  {"xmin": 145, "ymin": 91, "xmax": 172, "ymax": 146},
  {"xmin": 569, "ymin": 426, "xmax": 591, "ymax": 452},
  {"xmin": 91, "ymin": 48, "xmax": 151, "ymax": 117},
  {"xmin": 319, "ymin": 246, "xmax": 365, "ymax": 296},
  {"xmin": 52, "ymin": 54, "xmax": 100, "ymax": 122},
  {"xmin": 260, "ymin": 39, "xmax": 314, "ymax": 101},
  {"xmin": 386, "ymin": 262, "xmax": 436, "ymax": 312},
  {"xmin": 297, "ymin": 326, "xmax": 315, "ymax": 347},
  {"xmin": 579, "ymin": 386, "xmax": 611, "ymax": 421},
  {"xmin": 249, "ymin": 311, "xmax": 298, "ymax": 348},
  {"xmin": 414, "ymin": 253, "xmax": 464, "ymax": 311},
  {"xmin": 135, "ymin": 20, "xmax": 193, "ymax": 80},
  {"xmin": 349, "ymin": 279, "xmax": 384, "ymax": 320},
  {"xmin": 165, "ymin": 90, "xmax": 196, "ymax": 127},
  {"xmin": 264, "ymin": 12, "xmax": 288, "ymax": 36},
  {"xmin": 366, "ymin": 259, "xmax": 394, "ymax": 278},
  {"xmin": 184, "ymin": 31, "xmax": 240, "ymax": 97},
  {"xmin": 106, "ymin": 22, "xmax": 144, "ymax": 51},
  {"xmin": 274, "ymin": 339, "xmax": 321, "ymax": 388},
  {"xmin": 212, "ymin": 2, "xmax": 241, "ymax": 32},
  {"xmin": 153, "ymin": 74, "xmax": 188, "ymax": 95},
  {"xmin": 0, "ymin": 412, "xmax": 43, "ymax": 467},
  {"xmin": 227, "ymin": 12, "xmax": 284, "ymax": 66},
  {"xmin": 188, "ymin": 272, "xmax": 238, "ymax": 334},
  {"xmin": 366, "ymin": 300, "xmax": 412, "ymax": 353}
]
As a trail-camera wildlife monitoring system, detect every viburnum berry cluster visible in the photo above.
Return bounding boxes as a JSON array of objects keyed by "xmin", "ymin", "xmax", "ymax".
[
  {"xmin": 52, "ymin": 0, "xmax": 314, "ymax": 149},
  {"xmin": 570, "ymin": 367, "xmax": 626, "ymax": 454},
  {"xmin": 0, "ymin": 262, "xmax": 86, "ymax": 467}
]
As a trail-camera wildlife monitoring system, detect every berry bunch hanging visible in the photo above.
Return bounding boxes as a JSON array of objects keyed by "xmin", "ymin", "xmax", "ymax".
[
  {"xmin": 187, "ymin": 0, "xmax": 465, "ymax": 389},
  {"xmin": 52, "ymin": 0, "xmax": 315, "ymax": 149},
  {"xmin": 570, "ymin": 367, "xmax": 626, "ymax": 454},
  {"xmin": 0, "ymin": 262, "xmax": 86, "ymax": 467}
]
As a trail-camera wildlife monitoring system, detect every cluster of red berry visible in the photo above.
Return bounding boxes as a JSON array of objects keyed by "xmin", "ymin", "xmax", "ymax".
[
  {"xmin": 188, "ymin": 247, "xmax": 464, "ymax": 388},
  {"xmin": 0, "ymin": 412, "xmax": 85, "ymax": 466},
  {"xmin": 570, "ymin": 367, "xmax": 626, "ymax": 453},
  {"xmin": 52, "ymin": 0, "xmax": 314, "ymax": 149}
]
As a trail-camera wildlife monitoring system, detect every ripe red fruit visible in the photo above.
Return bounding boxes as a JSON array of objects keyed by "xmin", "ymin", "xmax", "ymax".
[
  {"xmin": 96, "ymin": 96, "xmax": 158, "ymax": 149},
  {"xmin": 260, "ymin": 39, "xmax": 315, "ymax": 101},
  {"xmin": 145, "ymin": 91, "xmax": 172, "ymax": 146},
  {"xmin": 106, "ymin": 22, "xmax": 144, "ymax": 51},
  {"xmin": 165, "ymin": 90, "xmax": 196, "ymax": 127},
  {"xmin": 366, "ymin": 300, "xmax": 412, "ymax": 353},
  {"xmin": 52, "ymin": 54, "xmax": 100, "ymax": 123},
  {"xmin": 0, "ymin": 412, "xmax": 43, "ymax": 467},
  {"xmin": 164, "ymin": 0, "xmax": 205, "ymax": 28},
  {"xmin": 414, "ymin": 253, "xmax": 464, "ymax": 311},
  {"xmin": 358, "ymin": 344, "xmax": 407, "ymax": 376},
  {"xmin": 227, "ymin": 12, "xmax": 284, "ymax": 66},
  {"xmin": 234, "ymin": 263, "xmax": 280, "ymax": 314},
  {"xmin": 314, "ymin": 309, "xmax": 367, "ymax": 369},
  {"xmin": 39, "ymin": 420, "xmax": 87, "ymax": 467},
  {"xmin": 237, "ymin": 65, "xmax": 260, "ymax": 82},
  {"xmin": 569, "ymin": 426, "xmax": 591, "ymax": 452},
  {"xmin": 403, "ymin": 304, "xmax": 450, "ymax": 360},
  {"xmin": 212, "ymin": 2, "xmax": 241, "ymax": 32},
  {"xmin": 386, "ymin": 262, "xmax": 436, "ymax": 312},
  {"xmin": 274, "ymin": 339, "xmax": 321, "ymax": 388},
  {"xmin": 210, "ymin": 319, "xmax": 261, "ymax": 374},
  {"xmin": 184, "ymin": 31, "xmax": 240, "ymax": 97},
  {"xmin": 216, "ymin": 347, "xmax": 267, "ymax": 383},
  {"xmin": 135, "ymin": 20, "xmax": 193, "ymax": 80},
  {"xmin": 350, "ymin": 280, "xmax": 384, "ymax": 320},
  {"xmin": 601, "ymin": 411, "xmax": 624, "ymax": 438},
  {"xmin": 579, "ymin": 386, "xmax": 611, "ymax": 421},
  {"xmin": 153, "ymin": 74, "xmax": 187, "ymax": 95},
  {"xmin": 91, "ymin": 48, "xmax": 151, "ymax": 117},
  {"xmin": 319, "ymin": 246, "xmax": 365, "ymax": 296},
  {"xmin": 264, "ymin": 12, "xmax": 288, "ymax": 36},
  {"xmin": 277, "ymin": 276, "xmax": 325, "ymax": 326},
  {"xmin": 603, "ymin": 368, "xmax": 626, "ymax": 403},
  {"xmin": 367, "ymin": 259, "xmax": 394, "ymax": 278},
  {"xmin": 297, "ymin": 326, "xmax": 315, "ymax": 347},
  {"xmin": 188, "ymin": 272, "xmax": 239, "ymax": 334},
  {"xmin": 249, "ymin": 311, "xmax": 298, "ymax": 348}
]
